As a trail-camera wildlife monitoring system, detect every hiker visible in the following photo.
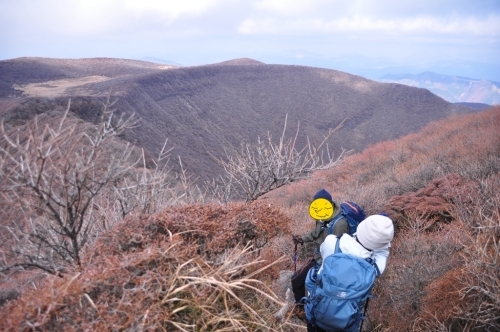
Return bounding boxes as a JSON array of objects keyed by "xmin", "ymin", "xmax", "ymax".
[
  {"xmin": 305, "ymin": 214, "xmax": 394, "ymax": 332},
  {"xmin": 291, "ymin": 189, "xmax": 350, "ymax": 310}
]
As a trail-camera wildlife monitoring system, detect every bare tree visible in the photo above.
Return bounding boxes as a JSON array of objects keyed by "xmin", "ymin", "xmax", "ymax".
[
  {"xmin": 213, "ymin": 115, "xmax": 349, "ymax": 202},
  {"xmin": 203, "ymin": 174, "xmax": 236, "ymax": 205},
  {"xmin": 0, "ymin": 98, "xmax": 138, "ymax": 274},
  {"xmin": 109, "ymin": 140, "xmax": 176, "ymax": 219},
  {"xmin": 174, "ymin": 156, "xmax": 207, "ymax": 205}
]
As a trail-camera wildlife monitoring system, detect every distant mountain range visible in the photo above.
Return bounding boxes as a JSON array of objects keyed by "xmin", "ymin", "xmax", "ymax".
[
  {"xmin": 0, "ymin": 57, "xmax": 484, "ymax": 182},
  {"xmin": 140, "ymin": 57, "xmax": 183, "ymax": 67},
  {"xmin": 377, "ymin": 72, "xmax": 500, "ymax": 106}
]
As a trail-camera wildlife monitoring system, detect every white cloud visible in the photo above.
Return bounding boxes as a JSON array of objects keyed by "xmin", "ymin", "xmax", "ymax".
[
  {"xmin": 121, "ymin": 0, "xmax": 226, "ymax": 20},
  {"xmin": 238, "ymin": 14, "xmax": 500, "ymax": 37},
  {"xmin": 2, "ymin": 0, "xmax": 499, "ymax": 38},
  {"xmin": 0, "ymin": 0, "xmax": 228, "ymax": 36},
  {"xmin": 0, "ymin": 0, "xmax": 499, "ymax": 80},
  {"xmin": 251, "ymin": 0, "xmax": 332, "ymax": 16}
]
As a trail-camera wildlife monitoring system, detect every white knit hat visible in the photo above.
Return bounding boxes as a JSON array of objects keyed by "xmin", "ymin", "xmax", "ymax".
[{"xmin": 356, "ymin": 215, "xmax": 394, "ymax": 250}]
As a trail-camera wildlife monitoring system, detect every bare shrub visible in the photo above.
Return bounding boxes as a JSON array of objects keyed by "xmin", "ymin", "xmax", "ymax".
[
  {"xmin": 369, "ymin": 225, "xmax": 464, "ymax": 331},
  {"xmin": 0, "ymin": 98, "xmax": 139, "ymax": 274},
  {"xmin": 107, "ymin": 152, "xmax": 208, "ymax": 225},
  {"xmin": 203, "ymin": 173, "xmax": 237, "ymax": 205},
  {"xmin": 0, "ymin": 201, "xmax": 299, "ymax": 331},
  {"xmin": 212, "ymin": 115, "xmax": 348, "ymax": 202},
  {"xmin": 109, "ymin": 141, "xmax": 176, "ymax": 219},
  {"xmin": 0, "ymin": 95, "xmax": 208, "ymax": 281},
  {"xmin": 451, "ymin": 173, "xmax": 500, "ymax": 331}
]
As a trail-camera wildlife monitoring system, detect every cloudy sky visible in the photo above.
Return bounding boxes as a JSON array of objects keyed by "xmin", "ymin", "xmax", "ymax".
[{"xmin": 1, "ymin": 0, "xmax": 499, "ymax": 80}]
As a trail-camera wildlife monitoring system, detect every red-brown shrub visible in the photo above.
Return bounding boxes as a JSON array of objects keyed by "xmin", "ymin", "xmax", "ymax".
[
  {"xmin": 386, "ymin": 173, "xmax": 478, "ymax": 231},
  {"xmin": 89, "ymin": 201, "xmax": 292, "ymax": 259},
  {"xmin": 0, "ymin": 202, "xmax": 294, "ymax": 331},
  {"xmin": 417, "ymin": 267, "xmax": 466, "ymax": 330},
  {"xmin": 369, "ymin": 224, "xmax": 465, "ymax": 331}
]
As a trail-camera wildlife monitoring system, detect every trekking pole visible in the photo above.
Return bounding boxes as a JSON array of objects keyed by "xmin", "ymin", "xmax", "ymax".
[
  {"xmin": 293, "ymin": 242, "xmax": 298, "ymax": 272},
  {"xmin": 359, "ymin": 297, "xmax": 370, "ymax": 332}
]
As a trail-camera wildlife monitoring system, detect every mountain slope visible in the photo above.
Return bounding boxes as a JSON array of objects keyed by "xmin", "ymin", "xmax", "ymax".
[
  {"xmin": 110, "ymin": 64, "xmax": 477, "ymax": 180},
  {"xmin": 0, "ymin": 57, "xmax": 175, "ymax": 98},
  {"xmin": 1, "ymin": 58, "xmax": 480, "ymax": 182},
  {"xmin": 1, "ymin": 106, "xmax": 498, "ymax": 331}
]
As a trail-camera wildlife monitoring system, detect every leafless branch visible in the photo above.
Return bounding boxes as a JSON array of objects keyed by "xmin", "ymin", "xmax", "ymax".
[
  {"xmin": 211, "ymin": 115, "xmax": 349, "ymax": 202},
  {"xmin": 0, "ymin": 98, "xmax": 140, "ymax": 274}
]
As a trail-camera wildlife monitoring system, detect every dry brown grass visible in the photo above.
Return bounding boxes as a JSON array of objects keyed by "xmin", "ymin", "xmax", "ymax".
[
  {"xmin": 267, "ymin": 107, "xmax": 500, "ymax": 331},
  {"xmin": 1, "ymin": 106, "xmax": 499, "ymax": 331},
  {"xmin": 0, "ymin": 202, "xmax": 300, "ymax": 331},
  {"xmin": 0, "ymin": 245, "xmax": 288, "ymax": 331}
]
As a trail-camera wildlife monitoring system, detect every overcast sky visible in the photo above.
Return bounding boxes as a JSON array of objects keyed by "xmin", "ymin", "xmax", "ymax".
[{"xmin": 1, "ymin": 0, "xmax": 499, "ymax": 80}]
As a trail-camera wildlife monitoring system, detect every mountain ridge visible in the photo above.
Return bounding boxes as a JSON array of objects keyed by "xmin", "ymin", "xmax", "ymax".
[{"xmin": 0, "ymin": 57, "xmax": 483, "ymax": 182}]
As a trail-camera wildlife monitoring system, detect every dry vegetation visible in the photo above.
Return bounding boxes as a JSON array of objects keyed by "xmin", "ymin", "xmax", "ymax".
[
  {"xmin": 0, "ymin": 104, "xmax": 498, "ymax": 331},
  {"xmin": 0, "ymin": 202, "xmax": 298, "ymax": 331},
  {"xmin": 209, "ymin": 115, "xmax": 348, "ymax": 203},
  {"xmin": 268, "ymin": 106, "xmax": 500, "ymax": 331},
  {"xmin": 1, "ymin": 57, "xmax": 476, "ymax": 184}
]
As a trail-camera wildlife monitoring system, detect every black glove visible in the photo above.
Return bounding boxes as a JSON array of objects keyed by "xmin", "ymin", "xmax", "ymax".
[{"xmin": 292, "ymin": 235, "xmax": 304, "ymax": 245}]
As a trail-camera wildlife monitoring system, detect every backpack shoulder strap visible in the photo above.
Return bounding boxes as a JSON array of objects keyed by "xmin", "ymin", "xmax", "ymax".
[
  {"xmin": 373, "ymin": 262, "xmax": 381, "ymax": 277},
  {"xmin": 365, "ymin": 257, "xmax": 381, "ymax": 277},
  {"xmin": 327, "ymin": 213, "xmax": 345, "ymax": 235},
  {"xmin": 334, "ymin": 236, "xmax": 342, "ymax": 254}
]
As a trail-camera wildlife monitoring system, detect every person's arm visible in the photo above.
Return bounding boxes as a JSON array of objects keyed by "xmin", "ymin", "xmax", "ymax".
[
  {"xmin": 318, "ymin": 234, "xmax": 341, "ymax": 274},
  {"xmin": 331, "ymin": 218, "xmax": 349, "ymax": 237},
  {"xmin": 373, "ymin": 246, "xmax": 390, "ymax": 274},
  {"xmin": 301, "ymin": 222, "xmax": 323, "ymax": 242}
]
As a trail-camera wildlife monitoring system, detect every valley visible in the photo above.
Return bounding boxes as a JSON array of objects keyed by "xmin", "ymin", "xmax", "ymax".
[{"xmin": 0, "ymin": 57, "xmax": 484, "ymax": 182}]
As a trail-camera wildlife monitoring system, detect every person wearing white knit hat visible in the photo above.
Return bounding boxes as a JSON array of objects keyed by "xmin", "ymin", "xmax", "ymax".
[
  {"xmin": 306, "ymin": 215, "xmax": 394, "ymax": 332},
  {"xmin": 319, "ymin": 214, "xmax": 394, "ymax": 275},
  {"xmin": 356, "ymin": 215, "xmax": 394, "ymax": 250}
]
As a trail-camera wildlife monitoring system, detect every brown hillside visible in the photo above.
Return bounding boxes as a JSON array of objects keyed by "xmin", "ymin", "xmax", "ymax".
[
  {"xmin": 266, "ymin": 107, "xmax": 500, "ymax": 330},
  {"xmin": 0, "ymin": 202, "xmax": 295, "ymax": 331},
  {"xmin": 0, "ymin": 101, "xmax": 498, "ymax": 330},
  {"xmin": 0, "ymin": 57, "xmax": 480, "ymax": 183},
  {"xmin": 0, "ymin": 57, "xmax": 174, "ymax": 98}
]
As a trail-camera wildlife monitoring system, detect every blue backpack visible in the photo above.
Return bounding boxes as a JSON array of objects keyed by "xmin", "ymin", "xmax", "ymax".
[
  {"xmin": 304, "ymin": 237, "xmax": 378, "ymax": 331},
  {"xmin": 327, "ymin": 201, "xmax": 366, "ymax": 235}
]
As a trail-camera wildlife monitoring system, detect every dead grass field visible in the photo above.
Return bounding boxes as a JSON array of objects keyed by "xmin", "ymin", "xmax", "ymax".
[{"xmin": 13, "ymin": 75, "xmax": 112, "ymax": 97}]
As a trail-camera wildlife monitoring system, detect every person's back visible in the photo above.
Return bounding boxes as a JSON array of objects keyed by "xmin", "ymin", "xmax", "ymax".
[
  {"xmin": 305, "ymin": 215, "xmax": 394, "ymax": 332},
  {"xmin": 320, "ymin": 215, "xmax": 393, "ymax": 274},
  {"xmin": 291, "ymin": 189, "xmax": 350, "ymax": 308}
]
